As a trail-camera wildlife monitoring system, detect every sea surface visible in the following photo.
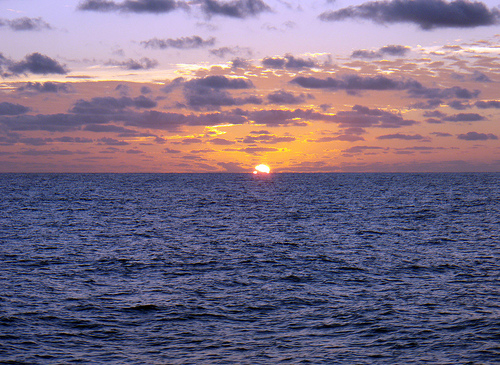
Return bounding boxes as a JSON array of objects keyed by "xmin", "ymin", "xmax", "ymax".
[{"xmin": 0, "ymin": 173, "xmax": 499, "ymax": 364}]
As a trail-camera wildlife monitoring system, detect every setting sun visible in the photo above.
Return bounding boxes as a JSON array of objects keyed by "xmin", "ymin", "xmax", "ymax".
[{"xmin": 253, "ymin": 164, "xmax": 271, "ymax": 174}]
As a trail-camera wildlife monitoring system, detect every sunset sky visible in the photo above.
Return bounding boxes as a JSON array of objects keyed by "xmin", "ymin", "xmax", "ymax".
[{"xmin": 1, "ymin": 0, "xmax": 499, "ymax": 172}]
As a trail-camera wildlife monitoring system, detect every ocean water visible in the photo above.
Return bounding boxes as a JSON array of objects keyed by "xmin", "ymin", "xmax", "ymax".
[{"xmin": 0, "ymin": 173, "xmax": 499, "ymax": 364}]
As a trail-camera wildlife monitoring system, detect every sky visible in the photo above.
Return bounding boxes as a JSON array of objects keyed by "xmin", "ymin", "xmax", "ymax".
[{"xmin": 0, "ymin": 0, "xmax": 499, "ymax": 173}]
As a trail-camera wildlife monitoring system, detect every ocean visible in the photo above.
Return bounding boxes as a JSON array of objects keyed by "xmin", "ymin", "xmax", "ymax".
[{"xmin": 0, "ymin": 173, "xmax": 499, "ymax": 364}]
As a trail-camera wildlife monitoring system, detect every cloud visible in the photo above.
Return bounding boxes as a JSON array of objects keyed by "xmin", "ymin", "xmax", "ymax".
[
  {"xmin": 376, "ymin": 133, "xmax": 426, "ymax": 140},
  {"xmin": 201, "ymin": 0, "xmax": 271, "ymax": 18},
  {"xmin": 71, "ymin": 96, "xmax": 157, "ymax": 114},
  {"xmin": 8, "ymin": 53, "xmax": 68, "ymax": 75},
  {"xmin": 262, "ymin": 54, "xmax": 317, "ymax": 69},
  {"xmin": 231, "ymin": 57, "xmax": 252, "ymax": 68},
  {"xmin": 209, "ymin": 138, "xmax": 235, "ymax": 145},
  {"xmin": 164, "ymin": 147, "xmax": 182, "ymax": 153},
  {"xmin": 98, "ymin": 137, "xmax": 129, "ymax": 146},
  {"xmin": 106, "ymin": 57, "xmax": 158, "ymax": 70},
  {"xmin": 291, "ymin": 74, "xmax": 421, "ymax": 92},
  {"xmin": 17, "ymin": 82, "xmax": 73, "ymax": 93},
  {"xmin": 78, "ymin": 0, "xmax": 185, "ymax": 13},
  {"xmin": 141, "ymin": 36, "xmax": 215, "ymax": 49},
  {"xmin": 0, "ymin": 17, "xmax": 52, "ymax": 31},
  {"xmin": 475, "ymin": 100, "xmax": 500, "ymax": 109},
  {"xmin": 217, "ymin": 161, "xmax": 247, "ymax": 172},
  {"xmin": 351, "ymin": 44, "xmax": 410, "ymax": 59},
  {"xmin": 331, "ymin": 105, "xmax": 418, "ymax": 129},
  {"xmin": 182, "ymin": 75, "xmax": 261, "ymax": 110},
  {"xmin": 342, "ymin": 145, "xmax": 385, "ymax": 154},
  {"xmin": 457, "ymin": 131, "xmax": 498, "ymax": 140},
  {"xmin": 239, "ymin": 146, "xmax": 278, "ymax": 154},
  {"xmin": 247, "ymin": 108, "xmax": 335, "ymax": 126},
  {"xmin": 442, "ymin": 113, "xmax": 485, "ymax": 122},
  {"xmin": 266, "ymin": 90, "xmax": 307, "ymax": 104},
  {"xmin": 319, "ymin": 0, "xmax": 500, "ymax": 30},
  {"xmin": 0, "ymin": 102, "xmax": 30, "ymax": 115},
  {"xmin": 210, "ymin": 46, "xmax": 252, "ymax": 58},
  {"xmin": 242, "ymin": 134, "xmax": 295, "ymax": 144}
]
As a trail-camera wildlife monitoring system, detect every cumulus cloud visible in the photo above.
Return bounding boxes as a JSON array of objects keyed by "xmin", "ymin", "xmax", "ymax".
[
  {"xmin": 376, "ymin": 133, "xmax": 426, "ymax": 140},
  {"xmin": 319, "ymin": 0, "xmax": 500, "ymax": 30},
  {"xmin": 457, "ymin": 131, "xmax": 498, "ymax": 140},
  {"xmin": 291, "ymin": 74, "xmax": 421, "ymax": 91},
  {"xmin": 266, "ymin": 90, "xmax": 308, "ymax": 104},
  {"xmin": 262, "ymin": 54, "xmax": 317, "ymax": 69},
  {"xmin": 442, "ymin": 113, "xmax": 485, "ymax": 122},
  {"xmin": 0, "ymin": 102, "xmax": 31, "ymax": 115},
  {"xmin": 141, "ymin": 36, "xmax": 215, "ymax": 49},
  {"xmin": 78, "ymin": 0, "xmax": 186, "ymax": 13},
  {"xmin": 106, "ymin": 57, "xmax": 158, "ymax": 70},
  {"xmin": 0, "ymin": 17, "xmax": 52, "ymax": 31},
  {"xmin": 201, "ymin": 0, "xmax": 271, "ymax": 18},
  {"xmin": 351, "ymin": 44, "xmax": 410, "ymax": 59},
  {"xmin": 182, "ymin": 75, "xmax": 261, "ymax": 110},
  {"xmin": 475, "ymin": 100, "xmax": 500, "ymax": 109},
  {"xmin": 331, "ymin": 105, "xmax": 418, "ymax": 129},
  {"xmin": 242, "ymin": 134, "xmax": 295, "ymax": 144},
  {"xmin": 247, "ymin": 108, "xmax": 335, "ymax": 126},
  {"xmin": 8, "ymin": 53, "xmax": 68, "ymax": 75},
  {"xmin": 17, "ymin": 82, "xmax": 73, "ymax": 93}
]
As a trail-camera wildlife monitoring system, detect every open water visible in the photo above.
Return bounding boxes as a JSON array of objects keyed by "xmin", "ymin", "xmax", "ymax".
[{"xmin": 0, "ymin": 173, "xmax": 499, "ymax": 364}]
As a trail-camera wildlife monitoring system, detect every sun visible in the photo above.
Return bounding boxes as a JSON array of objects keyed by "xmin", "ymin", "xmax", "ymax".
[{"xmin": 253, "ymin": 164, "xmax": 271, "ymax": 174}]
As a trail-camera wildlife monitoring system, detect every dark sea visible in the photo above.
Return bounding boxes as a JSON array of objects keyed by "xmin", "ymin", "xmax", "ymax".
[{"xmin": 1, "ymin": 173, "xmax": 499, "ymax": 364}]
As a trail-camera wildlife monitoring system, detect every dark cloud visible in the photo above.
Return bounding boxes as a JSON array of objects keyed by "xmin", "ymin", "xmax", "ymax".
[
  {"xmin": 319, "ymin": 0, "xmax": 500, "ymax": 30},
  {"xmin": 141, "ymin": 36, "xmax": 215, "ymax": 49},
  {"xmin": 376, "ymin": 133, "xmax": 426, "ymax": 140},
  {"xmin": 408, "ymin": 99, "xmax": 443, "ymax": 109},
  {"xmin": 291, "ymin": 74, "xmax": 421, "ymax": 92},
  {"xmin": 78, "ymin": 0, "xmax": 185, "ymax": 13},
  {"xmin": 54, "ymin": 136, "xmax": 94, "ymax": 143},
  {"xmin": 351, "ymin": 44, "xmax": 410, "ymax": 59},
  {"xmin": 187, "ymin": 75, "xmax": 254, "ymax": 89},
  {"xmin": 183, "ymin": 75, "xmax": 260, "ymax": 110},
  {"xmin": 457, "ymin": 131, "xmax": 498, "ymax": 140},
  {"xmin": 407, "ymin": 85, "xmax": 480, "ymax": 99},
  {"xmin": 442, "ymin": 113, "xmax": 485, "ymax": 122},
  {"xmin": 239, "ymin": 146, "xmax": 278, "ymax": 154},
  {"xmin": 431, "ymin": 132, "xmax": 452, "ymax": 137},
  {"xmin": 331, "ymin": 105, "xmax": 418, "ymax": 129},
  {"xmin": 8, "ymin": 53, "xmax": 68, "ymax": 75},
  {"xmin": 247, "ymin": 108, "xmax": 335, "ymax": 126},
  {"xmin": 70, "ymin": 96, "xmax": 157, "ymax": 114},
  {"xmin": 209, "ymin": 138, "xmax": 235, "ymax": 145},
  {"xmin": 106, "ymin": 57, "xmax": 158, "ymax": 70},
  {"xmin": 475, "ymin": 100, "xmax": 500, "ymax": 109},
  {"xmin": 472, "ymin": 71, "xmax": 492, "ymax": 82},
  {"xmin": 267, "ymin": 90, "xmax": 307, "ymax": 104},
  {"xmin": 217, "ymin": 161, "xmax": 247, "ymax": 172},
  {"xmin": 17, "ymin": 82, "xmax": 73, "ymax": 93},
  {"xmin": 447, "ymin": 100, "xmax": 471, "ymax": 110},
  {"xmin": 201, "ymin": 0, "xmax": 271, "ymax": 18},
  {"xmin": 140, "ymin": 86, "xmax": 152, "ymax": 94},
  {"xmin": 164, "ymin": 147, "xmax": 182, "ymax": 153},
  {"xmin": 242, "ymin": 134, "xmax": 295, "ymax": 144},
  {"xmin": 98, "ymin": 137, "xmax": 129, "ymax": 146},
  {"xmin": 210, "ymin": 46, "xmax": 251, "ymax": 58},
  {"xmin": 0, "ymin": 17, "xmax": 52, "ymax": 31},
  {"xmin": 342, "ymin": 145, "xmax": 384, "ymax": 154},
  {"xmin": 262, "ymin": 54, "xmax": 317, "ymax": 69},
  {"xmin": 0, "ymin": 102, "xmax": 30, "ymax": 115},
  {"xmin": 231, "ymin": 57, "xmax": 252, "ymax": 68}
]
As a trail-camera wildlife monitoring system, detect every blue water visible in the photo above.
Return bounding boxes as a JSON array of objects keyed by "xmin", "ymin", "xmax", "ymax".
[{"xmin": 0, "ymin": 173, "xmax": 499, "ymax": 364}]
